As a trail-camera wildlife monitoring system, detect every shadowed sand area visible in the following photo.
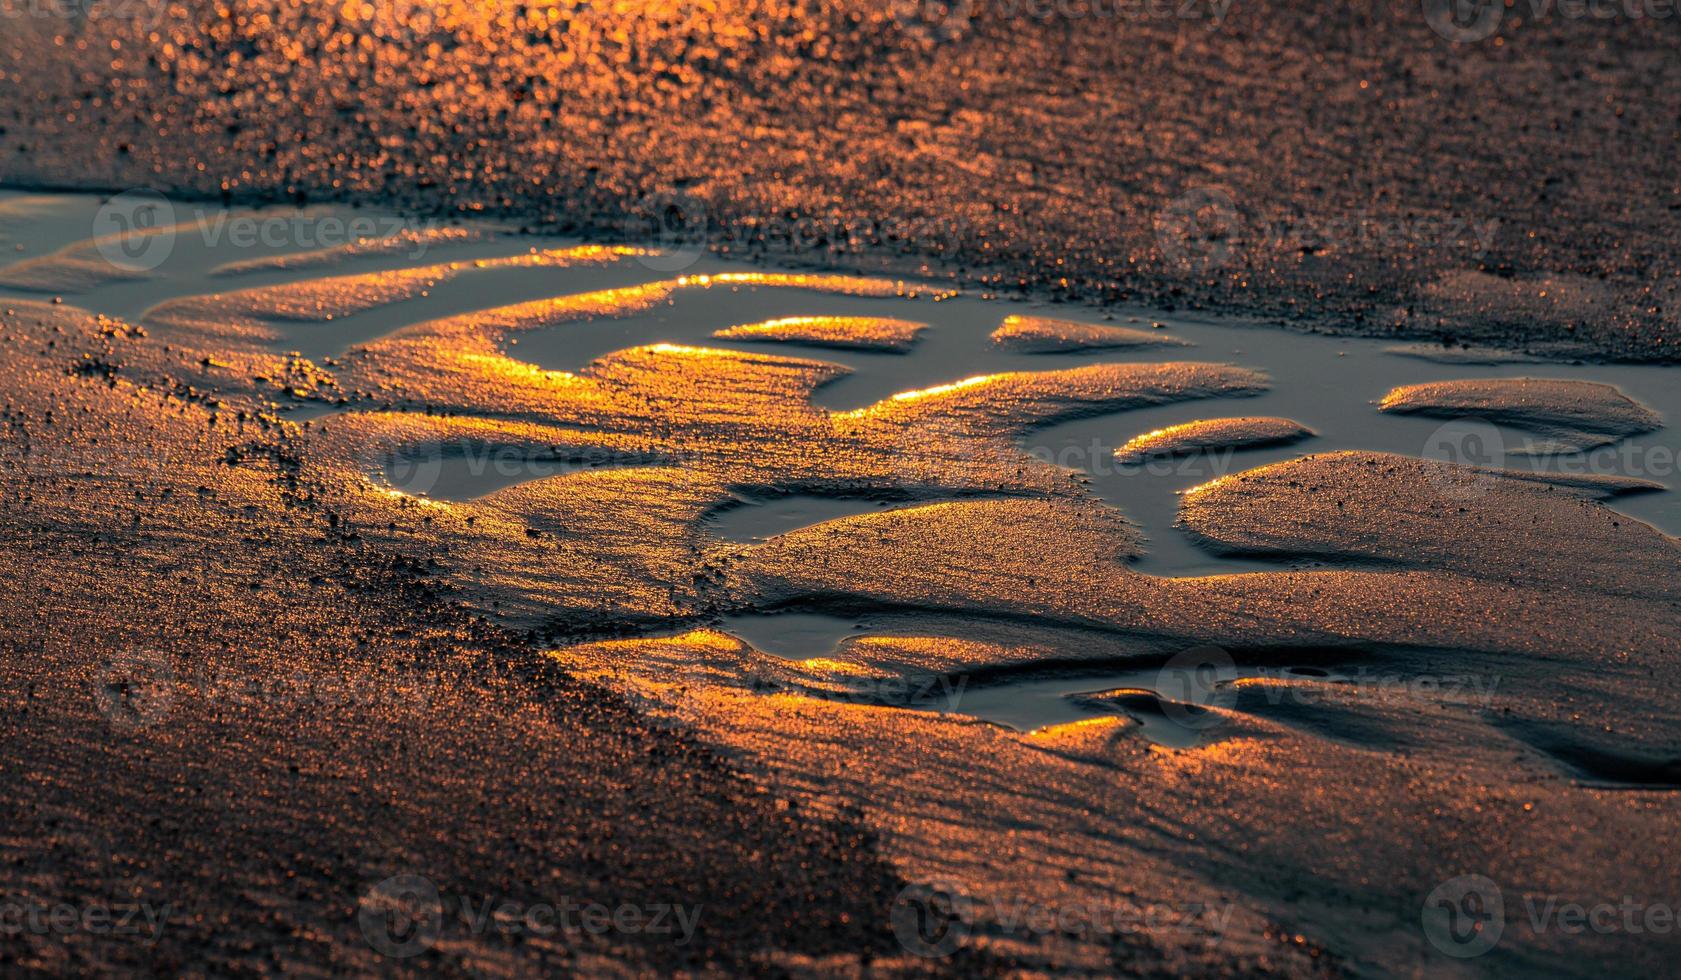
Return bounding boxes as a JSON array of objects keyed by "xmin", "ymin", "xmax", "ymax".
[
  {"xmin": 1, "ymin": 195, "xmax": 1678, "ymax": 975},
  {"xmin": 1379, "ymin": 378, "xmax": 1664, "ymax": 453}
]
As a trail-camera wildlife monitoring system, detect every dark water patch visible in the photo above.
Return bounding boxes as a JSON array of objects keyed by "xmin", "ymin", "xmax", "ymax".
[
  {"xmin": 1497, "ymin": 719, "xmax": 1681, "ymax": 789},
  {"xmin": 376, "ymin": 442, "xmax": 657, "ymax": 502}
]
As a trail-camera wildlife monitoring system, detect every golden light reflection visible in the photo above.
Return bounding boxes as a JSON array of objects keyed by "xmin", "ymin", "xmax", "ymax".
[
  {"xmin": 888, "ymin": 375, "xmax": 998, "ymax": 402},
  {"xmin": 712, "ymin": 315, "xmax": 927, "ymax": 351},
  {"xmin": 795, "ymin": 657, "xmax": 880, "ymax": 677}
]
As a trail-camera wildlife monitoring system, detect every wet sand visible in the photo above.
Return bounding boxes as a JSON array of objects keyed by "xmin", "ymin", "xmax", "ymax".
[
  {"xmin": 3, "ymin": 3, "xmax": 1681, "ymax": 359},
  {"xmin": 1, "ymin": 193, "xmax": 1678, "ymax": 974}
]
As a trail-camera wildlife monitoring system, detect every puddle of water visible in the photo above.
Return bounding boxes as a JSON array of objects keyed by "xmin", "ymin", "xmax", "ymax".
[
  {"xmin": 714, "ymin": 611, "xmax": 874, "ymax": 659},
  {"xmin": 706, "ymin": 495, "xmax": 911, "ymax": 543},
  {"xmin": 916, "ymin": 664, "xmax": 1336, "ymax": 741},
  {"xmin": 939, "ymin": 671, "xmax": 1163, "ymax": 732},
  {"xmin": 6, "ymin": 189, "xmax": 1678, "ymax": 576},
  {"xmin": 276, "ymin": 401, "xmax": 344, "ymax": 423},
  {"xmin": 709, "ymin": 608, "xmax": 1332, "ymax": 744},
  {"xmin": 0, "ymin": 194, "xmax": 111, "ymax": 266},
  {"xmin": 376, "ymin": 448, "xmax": 634, "ymax": 502},
  {"xmin": 0, "ymin": 190, "xmax": 651, "ymax": 341},
  {"xmin": 269, "ymin": 255, "xmax": 663, "ymax": 362},
  {"xmin": 494, "ymin": 270, "xmax": 1681, "ymax": 572}
]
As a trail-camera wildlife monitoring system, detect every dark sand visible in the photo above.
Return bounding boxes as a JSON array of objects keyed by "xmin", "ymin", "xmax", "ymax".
[
  {"xmin": 0, "ymin": 306, "xmax": 956, "ymax": 974},
  {"xmin": 3, "ymin": 4, "xmax": 1681, "ymax": 976},
  {"xmin": 3, "ymin": 1, "xmax": 1679, "ymax": 358}
]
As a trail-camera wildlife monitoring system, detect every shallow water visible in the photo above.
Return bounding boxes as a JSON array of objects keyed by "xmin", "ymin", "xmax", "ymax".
[
  {"xmin": 706, "ymin": 495, "xmax": 910, "ymax": 544},
  {"xmin": 491, "ymin": 269, "xmax": 1681, "ymax": 571},
  {"xmin": 8, "ymin": 190, "xmax": 1679, "ymax": 568},
  {"xmin": 10, "ymin": 10, "xmax": 1681, "ymax": 968},
  {"xmin": 376, "ymin": 449, "xmax": 634, "ymax": 502},
  {"xmin": 7, "ymin": 188, "xmax": 1681, "ymax": 733},
  {"xmin": 712, "ymin": 611, "xmax": 878, "ymax": 659}
]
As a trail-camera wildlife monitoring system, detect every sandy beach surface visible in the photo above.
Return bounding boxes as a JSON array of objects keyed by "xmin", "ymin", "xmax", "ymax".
[
  {"xmin": 1, "ymin": 4, "xmax": 1680, "ymax": 977},
  {"xmin": 4, "ymin": 0, "xmax": 1681, "ymax": 358}
]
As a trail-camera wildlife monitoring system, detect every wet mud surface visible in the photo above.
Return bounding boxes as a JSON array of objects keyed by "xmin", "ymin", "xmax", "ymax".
[
  {"xmin": 1, "ymin": 194, "xmax": 1678, "ymax": 974},
  {"xmin": 3, "ymin": 2, "xmax": 1681, "ymax": 359}
]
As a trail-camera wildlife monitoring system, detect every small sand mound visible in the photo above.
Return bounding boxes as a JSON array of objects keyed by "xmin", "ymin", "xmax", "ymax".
[
  {"xmin": 1115, "ymin": 417, "xmax": 1313, "ymax": 464},
  {"xmin": 210, "ymin": 226, "xmax": 483, "ymax": 276},
  {"xmin": 1378, "ymin": 378, "xmax": 1661, "ymax": 451},
  {"xmin": 713, "ymin": 315, "xmax": 928, "ymax": 352},
  {"xmin": 989, "ymin": 315, "xmax": 1190, "ymax": 352}
]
